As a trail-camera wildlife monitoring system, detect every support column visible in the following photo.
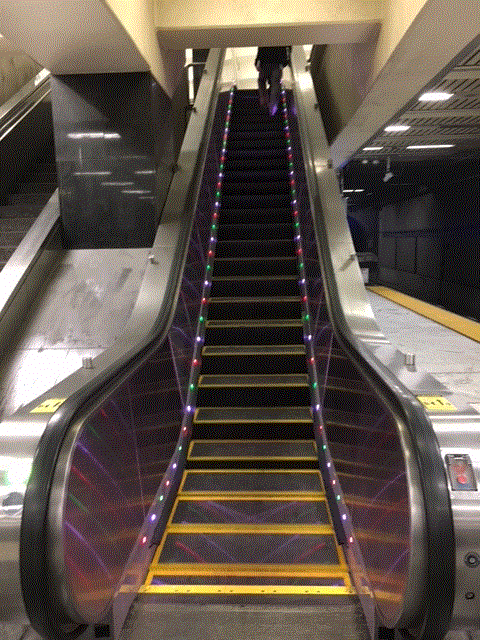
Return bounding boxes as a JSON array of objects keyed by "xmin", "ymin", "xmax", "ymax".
[{"xmin": 50, "ymin": 72, "xmax": 174, "ymax": 248}]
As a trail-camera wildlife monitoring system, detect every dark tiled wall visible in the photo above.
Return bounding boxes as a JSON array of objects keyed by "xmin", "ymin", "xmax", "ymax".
[{"xmin": 374, "ymin": 170, "xmax": 480, "ymax": 319}]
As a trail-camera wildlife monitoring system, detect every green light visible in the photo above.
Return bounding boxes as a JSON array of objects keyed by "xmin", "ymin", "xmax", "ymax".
[
  {"xmin": 312, "ymin": 382, "xmax": 318, "ymax": 389},
  {"xmin": 178, "ymin": 446, "xmax": 182, "ymax": 451},
  {"xmin": 336, "ymin": 495, "xmax": 341, "ymax": 501},
  {"xmin": 322, "ymin": 445, "xmax": 327, "ymax": 450},
  {"xmin": 68, "ymin": 493, "xmax": 89, "ymax": 514},
  {"xmin": 216, "ymin": 191, "xmax": 221, "ymax": 197},
  {"xmin": 305, "ymin": 314, "xmax": 310, "ymax": 321},
  {"xmin": 299, "ymin": 262, "xmax": 304, "ymax": 268},
  {"xmin": 295, "ymin": 222, "xmax": 300, "ymax": 228},
  {"xmin": 158, "ymin": 495, "xmax": 164, "ymax": 501},
  {"xmin": 190, "ymin": 384, "xmax": 195, "ymax": 390},
  {"xmin": 289, "ymin": 162, "xmax": 293, "ymax": 167},
  {"xmin": 199, "ymin": 316, "xmax": 204, "ymax": 322},
  {"xmin": 211, "ymin": 224, "xmax": 216, "ymax": 230},
  {"xmin": 220, "ymin": 164, "xmax": 224, "ymax": 170},
  {"xmin": 206, "ymin": 264, "xmax": 211, "ymax": 270}
]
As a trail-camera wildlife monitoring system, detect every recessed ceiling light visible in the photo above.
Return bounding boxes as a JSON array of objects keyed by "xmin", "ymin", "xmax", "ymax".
[
  {"xmin": 354, "ymin": 189, "xmax": 365, "ymax": 193},
  {"xmin": 343, "ymin": 189, "xmax": 354, "ymax": 193},
  {"xmin": 362, "ymin": 159, "xmax": 369, "ymax": 164},
  {"xmin": 384, "ymin": 124, "xmax": 410, "ymax": 132},
  {"xmin": 363, "ymin": 146, "xmax": 383, "ymax": 151},
  {"xmin": 419, "ymin": 92, "xmax": 454, "ymax": 101},
  {"xmin": 406, "ymin": 144, "xmax": 455, "ymax": 149}
]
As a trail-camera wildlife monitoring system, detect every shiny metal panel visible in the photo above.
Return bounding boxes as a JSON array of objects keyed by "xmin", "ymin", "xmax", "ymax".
[
  {"xmin": 292, "ymin": 53, "xmax": 424, "ymax": 635},
  {"xmin": 292, "ymin": 44, "xmax": 480, "ymax": 639},
  {"xmin": 0, "ymin": 50, "xmax": 225, "ymax": 632},
  {"xmin": 13, "ymin": 48, "xmax": 224, "ymax": 635},
  {"xmin": 433, "ymin": 415, "xmax": 480, "ymax": 636}
]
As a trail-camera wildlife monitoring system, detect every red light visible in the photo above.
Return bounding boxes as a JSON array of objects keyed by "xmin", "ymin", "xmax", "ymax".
[
  {"xmin": 208, "ymin": 250, "xmax": 213, "ymax": 256},
  {"xmin": 193, "ymin": 359, "xmax": 199, "ymax": 366},
  {"xmin": 303, "ymin": 296, "xmax": 307, "ymax": 302},
  {"xmin": 291, "ymin": 180, "xmax": 295, "ymax": 186},
  {"xmin": 217, "ymin": 182, "xmax": 222, "ymax": 188},
  {"xmin": 293, "ymin": 211, "xmax": 298, "ymax": 216},
  {"xmin": 202, "ymin": 298, "xmax": 207, "ymax": 304},
  {"xmin": 288, "ymin": 154, "xmax": 293, "ymax": 160},
  {"xmin": 213, "ymin": 213, "xmax": 218, "ymax": 219},
  {"xmin": 310, "ymin": 357, "xmax": 314, "ymax": 363},
  {"xmin": 297, "ymin": 248, "xmax": 302, "ymax": 254}
]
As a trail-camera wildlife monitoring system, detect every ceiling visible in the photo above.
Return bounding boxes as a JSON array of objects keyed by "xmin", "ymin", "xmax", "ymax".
[{"xmin": 343, "ymin": 41, "xmax": 480, "ymax": 210}]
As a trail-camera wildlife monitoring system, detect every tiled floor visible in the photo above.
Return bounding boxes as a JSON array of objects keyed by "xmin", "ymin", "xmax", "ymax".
[{"xmin": 368, "ymin": 290, "xmax": 480, "ymax": 404}]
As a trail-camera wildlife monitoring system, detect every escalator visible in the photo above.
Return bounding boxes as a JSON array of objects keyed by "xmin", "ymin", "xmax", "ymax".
[
  {"xmin": 0, "ymin": 71, "xmax": 56, "ymax": 269},
  {"xmin": 6, "ymin": 49, "xmax": 466, "ymax": 640},
  {"xmin": 131, "ymin": 88, "xmax": 368, "ymax": 639}
]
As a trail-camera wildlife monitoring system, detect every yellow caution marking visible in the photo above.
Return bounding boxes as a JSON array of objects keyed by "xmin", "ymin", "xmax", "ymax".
[
  {"xmin": 417, "ymin": 395, "xmax": 457, "ymax": 412},
  {"xmin": 147, "ymin": 563, "xmax": 347, "ymax": 577},
  {"xmin": 30, "ymin": 398, "xmax": 66, "ymax": 413},
  {"xmin": 369, "ymin": 286, "xmax": 480, "ymax": 343},
  {"xmin": 139, "ymin": 584, "xmax": 353, "ymax": 596},
  {"xmin": 173, "ymin": 493, "xmax": 327, "ymax": 501},
  {"xmin": 166, "ymin": 523, "xmax": 334, "ymax": 535}
]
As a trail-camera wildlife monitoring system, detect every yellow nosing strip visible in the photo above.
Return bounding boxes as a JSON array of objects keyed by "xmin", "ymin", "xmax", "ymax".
[
  {"xmin": 174, "ymin": 493, "xmax": 326, "ymax": 501},
  {"xmin": 188, "ymin": 456, "xmax": 318, "ymax": 461},
  {"xmin": 183, "ymin": 468, "xmax": 322, "ymax": 474},
  {"xmin": 147, "ymin": 563, "xmax": 347, "ymax": 577},
  {"xmin": 140, "ymin": 584, "xmax": 353, "ymax": 596},
  {"xmin": 369, "ymin": 285, "xmax": 480, "ymax": 343},
  {"xmin": 166, "ymin": 523, "xmax": 334, "ymax": 535}
]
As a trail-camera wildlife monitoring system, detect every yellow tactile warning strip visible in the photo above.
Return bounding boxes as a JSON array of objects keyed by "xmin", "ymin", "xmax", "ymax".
[{"xmin": 369, "ymin": 285, "xmax": 480, "ymax": 343}]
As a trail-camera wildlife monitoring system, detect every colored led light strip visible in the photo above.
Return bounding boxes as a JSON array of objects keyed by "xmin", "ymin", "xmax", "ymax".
[
  {"xmin": 140, "ymin": 86, "xmax": 236, "ymax": 548},
  {"xmin": 281, "ymin": 86, "xmax": 352, "ymax": 545}
]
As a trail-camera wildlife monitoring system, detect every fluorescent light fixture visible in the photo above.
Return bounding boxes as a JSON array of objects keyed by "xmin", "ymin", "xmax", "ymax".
[
  {"xmin": 406, "ymin": 144, "xmax": 455, "ymax": 149},
  {"xmin": 354, "ymin": 189, "xmax": 365, "ymax": 193},
  {"xmin": 343, "ymin": 189, "xmax": 354, "ymax": 193},
  {"xmin": 122, "ymin": 189, "xmax": 151, "ymax": 194},
  {"xmin": 419, "ymin": 92, "xmax": 453, "ymax": 101},
  {"xmin": 101, "ymin": 181, "xmax": 134, "ymax": 187},
  {"xmin": 104, "ymin": 132, "xmax": 121, "ymax": 139},
  {"xmin": 73, "ymin": 171, "xmax": 111, "ymax": 176},
  {"xmin": 135, "ymin": 170, "xmax": 155, "ymax": 175},
  {"xmin": 384, "ymin": 124, "xmax": 410, "ymax": 132},
  {"xmin": 363, "ymin": 146, "xmax": 383, "ymax": 151}
]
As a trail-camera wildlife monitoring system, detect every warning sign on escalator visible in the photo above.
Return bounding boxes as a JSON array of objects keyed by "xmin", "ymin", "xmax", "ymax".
[
  {"xmin": 416, "ymin": 395, "xmax": 457, "ymax": 412},
  {"xmin": 30, "ymin": 398, "xmax": 66, "ymax": 413}
]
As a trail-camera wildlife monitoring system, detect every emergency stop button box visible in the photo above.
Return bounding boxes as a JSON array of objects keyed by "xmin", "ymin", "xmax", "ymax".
[{"xmin": 445, "ymin": 454, "xmax": 478, "ymax": 491}]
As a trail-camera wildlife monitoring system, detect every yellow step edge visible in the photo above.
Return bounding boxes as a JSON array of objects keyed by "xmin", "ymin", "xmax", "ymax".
[
  {"xmin": 188, "ymin": 456, "xmax": 318, "ymax": 461},
  {"xmin": 147, "ymin": 563, "xmax": 349, "ymax": 577},
  {"xmin": 139, "ymin": 584, "xmax": 354, "ymax": 596},
  {"xmin": 165, "ymin": 523, "xmax": 335, "ymax": 535},
  {"xmin": 190, "ymin": 439, "xmax": 316, "ymax": 444},
  {"xmin": 369, "ymin": 285, "xmax": 480, "ymax": 343},
  {"xmin": 182, "ymin": 468, "xmax": 323, "ymax": 474},
  {"xmin": 173, "ymin": 493, "xmax": 327, "ymax": 501}
]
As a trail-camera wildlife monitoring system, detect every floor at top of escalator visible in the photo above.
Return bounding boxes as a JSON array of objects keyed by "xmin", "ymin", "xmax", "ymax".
[{"xmin": 120, "ymin": 599, "xmax": 370, "ymax": 640}]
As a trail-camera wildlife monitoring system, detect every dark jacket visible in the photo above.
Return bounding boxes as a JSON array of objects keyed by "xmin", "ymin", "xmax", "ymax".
[{"xmin": 255, "ymin": 47, "xmax": 290, "ymax": 67}]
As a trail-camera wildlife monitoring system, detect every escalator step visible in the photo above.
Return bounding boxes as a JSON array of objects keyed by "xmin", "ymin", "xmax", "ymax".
[
  {"xmin": 214, "ymin": 239, "xmax": 295, "ymax": 259},
  {"xmin": 210, "ymin": 275, "xmax": 298, "ymax": 297},
  {"xmin": 219, "ymin": 208, "xmax": 292, "ymax": 225},
  {"xmin": 212, "ymin": 257, "xmax": 297, "ymax": 277},
  {"xmin": 206, "ymin": 296, "xmax": 301, "ymax": 320},
  {"xmin": 188, "ymin": 439, "xmax": 317, "ymax": 461},
  {"xmin": 221, "ymin": 181, "xmax": 290, "ymax": 195},
  {"xmin": 220, "ymin": 193, "xmax": 291, "ymax": 210},
  {"xmin": 201, "ymin": 345, "xmax": 306, "ymax": 375},
  {"xmin": 180, "ymin": 468, "xmax": 324, "ymax": 494},
  {"xmin": 194, "ymin": 407, "xmax": 312, "ymax": 423},
  {"xmin": 217, "ymin": 222, "xmax": 292, "ymax": 242}
]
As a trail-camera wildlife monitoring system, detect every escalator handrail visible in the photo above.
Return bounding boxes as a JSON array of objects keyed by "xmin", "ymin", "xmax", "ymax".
[
  {"xmin": 0, "ymin": 68, "xmax": 50, "ymax": 140},
  {"xmin": 290, "ymin": 47, "xmax": 455, "ymax": 636},
  {"xmin": 19, "ymin": 49, "xmax": 226, "ymax": 640}
]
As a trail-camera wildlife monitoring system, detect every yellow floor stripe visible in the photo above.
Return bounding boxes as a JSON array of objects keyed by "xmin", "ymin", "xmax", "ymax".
[
  {"xmin": 140, "ymin": 584, "xmax": 353, "ymax": 596},
  {"xmin": 369, "ymin": 285, "xmax": 480, "ymax": 343},
  {"xmin": 166, "ymin": 523, "xmax": 334, "ymax": 535}
]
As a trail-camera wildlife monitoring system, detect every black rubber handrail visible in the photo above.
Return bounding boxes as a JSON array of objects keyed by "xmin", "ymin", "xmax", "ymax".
[
  {"xmin": 291, "ymin": 59, "xmax": 455, "ymax": 638},
  {"xmin": 19, "ymin": 53, "xmax": 224, "ymax": 640}
]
